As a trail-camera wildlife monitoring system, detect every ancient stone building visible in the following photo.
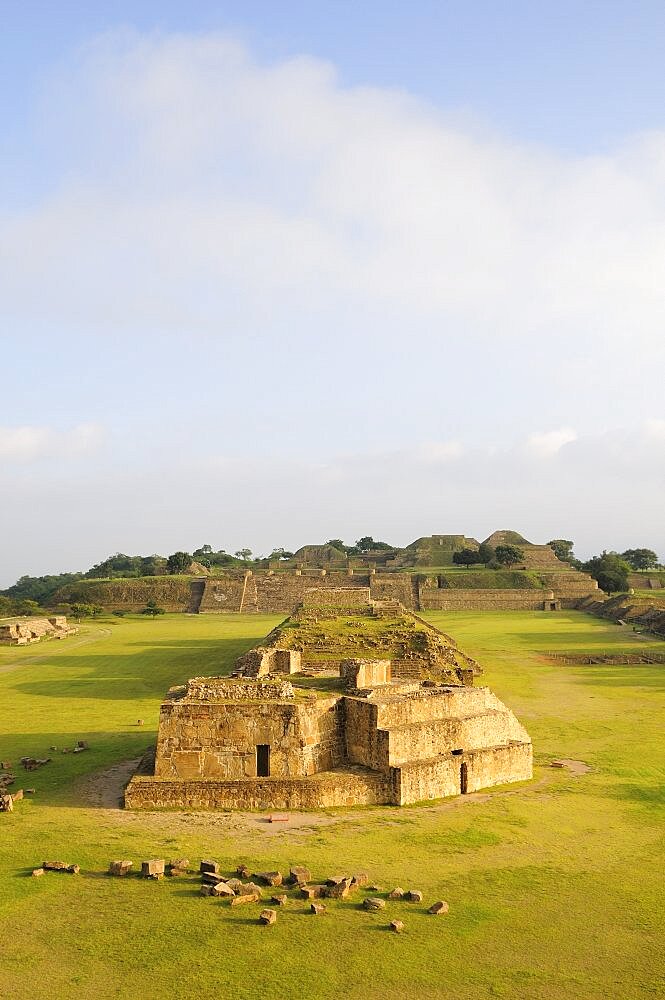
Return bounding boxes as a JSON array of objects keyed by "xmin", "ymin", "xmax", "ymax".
[
  {"xmin": 126, "ymin": 605, "xmax": 532, "ymax": 810},
  {"xmin": 0, "ymin": 616, "xmax": 77, "ymax": 645}
]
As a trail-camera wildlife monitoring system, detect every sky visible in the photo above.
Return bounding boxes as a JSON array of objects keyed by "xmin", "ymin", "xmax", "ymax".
[{"xmin": 2, "ymin": 1, "xmax": 665, "ymax": 586}]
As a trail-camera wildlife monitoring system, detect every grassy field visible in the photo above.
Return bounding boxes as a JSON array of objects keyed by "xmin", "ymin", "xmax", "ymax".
[{"xmin": 0, "ymin": 611, "xmax": 663, "ymax": 1000}]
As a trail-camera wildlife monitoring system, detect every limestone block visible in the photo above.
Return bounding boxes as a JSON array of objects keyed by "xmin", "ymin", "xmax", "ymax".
[
  {"xmin": 211, "ymin": 882, "xmax": 236, "ymax": 897},
  {"xmin": 428, "ymin": 901, "xmax": 449, "ymax": 915},
  {"xmin": 230, "ymin": 892, "xmax": 260, "ymax": 906},
  {"xmin": 200, "ymin": 860, "xmax": 220, "ymax": 875},
  {"xmin": 259, "ymin": 908, "xmax": 277, "ymax": 925},
  {"xmin": 390, "ymin": 920, "xmax": 405, "ymax": 933},
  {"xmin": 363, "ymin": 897, "xmax": 386, "ymax": 911},
  {"xmin": 301, "ymin": 884, "xmax": 327, "ymax": 899},
  {"xmin": 288, "ymin": 866, "xmax": 311, "ymax": 885},
  {"xmin": 31, "ymin": 868, "xmax": 45, "ymax": 877},
  {"xmin": 388, "ymin": 888, "xmax": 405, "ymax": 899},
  {"xmin": 109, "ymin": 860, "xmax": 133, "ymax": 876},
  {"xmin": 405, "ymin": 890, "xmax": 423, "ymax": 902},
  {"xmin": 351, "ymin": 872, "xmax": 369, "ymax": 887},
  {"xmin": 255, "ymin": 871, "xmax": 282, "ymax": 887},
  {"xmin": 271, "ymin": 894, "xmax": 288, "ymax": 906},
  {"xmin": 141, "ymin": 859, "xmax": 165, "ymax": 878},
  {"xmin": 310, "ymin": 902, "xmax": 326, "ymax": 914}
]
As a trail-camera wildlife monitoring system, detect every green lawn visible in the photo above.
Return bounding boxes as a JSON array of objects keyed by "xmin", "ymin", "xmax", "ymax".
[{"xmin": 0, "ymin": 611, "xmax": 663, "ymax": 1000}]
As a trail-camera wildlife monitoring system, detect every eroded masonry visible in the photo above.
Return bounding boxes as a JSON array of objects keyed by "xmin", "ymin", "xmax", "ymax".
[{"xmin": 126, "ymin": 595, "xmax": 532, "ymax": 809}]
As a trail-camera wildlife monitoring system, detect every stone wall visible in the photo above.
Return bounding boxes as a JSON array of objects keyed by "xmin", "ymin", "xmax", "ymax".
[
  {"xmin": 420, "ymin": 589, "xmax": 548, "ymax": 611},
  {"xmin": 125, "ymin": 769, "xmax": 393, "ymax": 810},
  {"xmin": 154, "ymin": 694, "xmax": 344, "ymax": 780},
  {"xmin": 302, "ymin": 587, "xmax": 371, "ymax": 609}
]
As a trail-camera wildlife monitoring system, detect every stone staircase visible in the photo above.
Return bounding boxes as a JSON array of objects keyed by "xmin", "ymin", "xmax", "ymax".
[{"xmin": 188, "ymin": 579, "xmax": 206, "ymax": 614}]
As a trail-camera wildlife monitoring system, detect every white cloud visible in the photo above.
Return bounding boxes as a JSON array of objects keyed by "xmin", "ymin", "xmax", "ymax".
[
  {"xmin": 525, "ymin": 427, "xmax": 578, "ymax": 457},
  {"xmin": 0, "ymin": 423, "xmax": 102, "ymax": 463}
]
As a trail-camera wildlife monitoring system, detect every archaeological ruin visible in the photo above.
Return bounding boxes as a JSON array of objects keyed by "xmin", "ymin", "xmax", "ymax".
[
  {"xmin": 0, "ymin": 616, "xmax": 77, "ymax": 646},
  {"xmin": 126, "ymin": 598, "xmax": 532, "ymax": 810}
]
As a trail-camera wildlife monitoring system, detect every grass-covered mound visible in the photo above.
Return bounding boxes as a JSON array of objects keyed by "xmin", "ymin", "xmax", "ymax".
[{"xmin": 0, "ymin": 611, "xmax": 663, "ymax": 999}]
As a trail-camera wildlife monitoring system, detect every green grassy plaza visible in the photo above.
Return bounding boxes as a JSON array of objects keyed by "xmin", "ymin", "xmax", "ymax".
[{"xmin": 0, "ymin": 611, "xmax": 663, "ymax": 999}]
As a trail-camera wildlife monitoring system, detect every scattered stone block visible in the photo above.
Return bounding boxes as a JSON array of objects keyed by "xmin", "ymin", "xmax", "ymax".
[
  {"xmin": 109, "ymin": 860, "xmax": 133, "ymax": 877},
  {"xmin": 326, "ymin": 877, "xmax": 353, "ymax": 899},
  {"xmin": 271, "ymin": 894, "xmax": 287, "ymax": 906},
  {"xmin": 43, "ymin": 860, "xmax": 79, "ymax": 873},
  {"xmin": 76, "ymin": 741, "xmax": 89, "ymax": 750},
  {"xmin": 141, "ymin": 859, "xmax": 165, "ymax": 879},
  {"xmin": 226, "ymin": 878, "xmax": 244, "ymax": 892},
  {"xmin": 49, "ymin": 747, "xmax": 57, "ymax": 751},
  {"xmin": 201, "ymin": 871, "xmax": 223, "ymax": 885},
  {"xmin": 388, "ymin": 887, "xmax": 405, "ymax": 900},
  {"xmin": 288, "ymin": 866, "xmax": 311, "ymax": 885},
  {"xmin": 351, "ymin": 873, "xmax": 369, "ymax": 887},
  {"xmin": 255, "ymin": 870, "xmax": 282, "ymax": 887},
  {"xmin": 259, "ymin": 908, "xmax": 277, "ymax": 925},
  {"xmin": 0, "ymin": 794, "xmax": 13, "ymax": 812},
  {"xmin": 405, "ymin": 890, "xmax": 423, "ymax": 902},
  {"xmin": 237, "ymin": 881, "xmax": 263, "ymax": 897},
  {"xmin": 31, "ymin": 868, "xmax": 45, "ymax": 877},
  {"xmin": 211, "ymin": 881, "xmax": 236, "ymax": 897},
  {"xmin": 310, "ymin": 902, "xmax": 326, "ymax": 915},
  {"xmin": 236, "ymin": 864, "xmax": 251, "ymax": 878},
  {"xmin": 167, "ymin": 859, "xmax": 189, "ymax": 876},
  {"xmin": 25, "ymin": 788, "xmax": 35, "ymax": 795},
  {"xmin": 230, "ymin": 891, "xmax": 260, "ymax": 906},
  {"xmin": 390, "ymin": 920, "xmax": 405, "ymax": 933},
  {"xmin": 200, "ymin": 884, "xmax": 215, "ymax": 897},
  {"xmin": 200, "ymin": 860, "xmax": 220, "ymax": 875},
  {"xmin": 1, "ymin": 762, "xmax": 11, "ymax": 770},
  {"xmin": 363, "ymin": 897, "xmax": 386, "ymax": 911},
  {"xmin": 137, "ymin": 720, "xmax": 144, "ymax": 726},
  {"xmin": 326, "ymin": 875, "xmax": 346, "ymax": 886},
  {"xmin": 428, "ymin": 901, "xmax": 449, "ymax": 915},
  {"xmin": 269, "ymin": 813, "xmax": 289, "ymax": 823},
  {"xmin": 301, "ymin": 884, "xmax": 326, "ymax": 899}
]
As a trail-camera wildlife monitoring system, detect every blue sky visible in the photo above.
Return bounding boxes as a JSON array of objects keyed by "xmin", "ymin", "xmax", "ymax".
[{"xmin": 1, "ymin": 2, "xmax": 665, "ymax": 585}]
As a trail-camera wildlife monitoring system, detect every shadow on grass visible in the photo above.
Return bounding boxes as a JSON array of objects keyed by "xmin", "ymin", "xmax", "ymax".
[{"xmin": 10, "ymin": 636, "xmax": 259, "ymax": 701}]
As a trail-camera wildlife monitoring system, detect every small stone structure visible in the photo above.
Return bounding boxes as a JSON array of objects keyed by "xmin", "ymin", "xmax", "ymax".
[
  {"xmin": 126, "ymin": 605, "xmax": 532, "ymax": 810},
  {"xmin": 0, "ymin": 616, "xmax": 77, "ymax": 646}
]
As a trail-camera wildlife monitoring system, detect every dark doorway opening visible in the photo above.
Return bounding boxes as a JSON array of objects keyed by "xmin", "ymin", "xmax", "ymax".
[
  {"xmin": 256, "ymin": 744, "xmax": 270, "ymax": 777},
  {"xmin": 451, "ymin": 748, "xmax": 463, "ymax": 756},
  {"xmin": 460, "ymin": 761, "xmax": 468, "ymax": 794}
]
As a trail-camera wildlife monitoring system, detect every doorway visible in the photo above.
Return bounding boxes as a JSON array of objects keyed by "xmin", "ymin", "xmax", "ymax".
[
  {"xmin": 256, "ymin": 744, "xmax": 270, "ymax": 777},
  {"xmin": 460, "ymin": 761, "xmax": 468, "ymax": 794}
]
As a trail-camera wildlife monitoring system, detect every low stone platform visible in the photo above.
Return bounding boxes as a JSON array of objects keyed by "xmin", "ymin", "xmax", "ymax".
[{"xmin": 125, "ymin": 765, "xmax": 393, "ymax": 810}]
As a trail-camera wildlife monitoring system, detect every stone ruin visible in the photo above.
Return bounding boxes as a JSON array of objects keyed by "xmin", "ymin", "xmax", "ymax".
[
  {"xmin": 126, "ymin": 604, "xmax": 532, "ymax": 810},
  {"xmin": 0, "ymin": 616, "xmax": 77, "ymax": 646}
]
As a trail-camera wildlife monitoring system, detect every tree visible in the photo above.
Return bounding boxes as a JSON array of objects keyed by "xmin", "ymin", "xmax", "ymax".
[
  {"xmin": 548, "ymin": 539, "xmax": 576, "ymax": 563},
  {"xmin": 70, "ymin": 603, "xmax": 94, "ymax": 620},
  {"xmin": 327, "ymin": 539, "xmax": 348, "ymax": 552},
  {"xmin": 494, "ymin": 545, "xmax": 524, "ymax": 567},
  {"xmin": 166, "ymin": 551, "xmax": 192, "ymax": 575},
  {"xmin": 355, "ymin": 537, "xmax": 393, "ymax": 553},
  {"xmin": 621, "ymin": 548, "xmax": 659, "ymax": 571},
  {"xmin": 477, "ymin": 542, "xmax": 495, "ymax": 565},
  {"xmin": 582, "ymin": 552, "xmax": 630, "ymax": 594},
  {"xmin": 142, "ymin": 600, "xmax": 166, "ymax": 617},
  {"xmin": 235, "ymin": 549, "xmax": 252, "ymax": 561},
  {"xmin": 269, "ymin": 548, "xmax": 293, "ymax": 561},
  {"xmin": 452, "ymin": 548, "xmax": 479, "ymax": 568}
]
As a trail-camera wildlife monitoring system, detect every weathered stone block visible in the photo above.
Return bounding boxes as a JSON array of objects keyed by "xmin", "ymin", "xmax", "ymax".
[
  {"xmin": 288, "ymin": 865, "xmax": 311, "ymax": 885},
  {"xmin": 259, "ymin": 908, "xmax": 277, "ymax": 925},
  {"xmin": 363, "ymin": 897, "xmax": 386, "ymax": 911},
  {"xmin": 255, "ymin": 871, "xmax": 282, "ymax": 887},
  {"xmin": 390, "ymin": 919, "xmax": 405, "ymax": 933},
  {"xmin": 230, "ymin": 891, "xmax": 260, "ymax": 906},
  {"xmin": 109, "ymin": 860, "xmax": 133, "ymax": 877},
  {"xmin": 200, "ymin": 860, "xmax": 220, "ymax": 875},
  {"xmin": 428, "ymin": 901, "xmax": 449, "ymax": 915},
  {"xmin": 388, "ymin": 887, "xmax": 405, "ymax": 899},
  {"xmin": 310, "ymin": 902, "xmax": 326, "ymax": 914},
  {"xmin": 405, "ymin": 890, "xmax": 423, "ymax": 902},
  {"xmin": 301, "ymin": 884, "xmax": 326, "ymax": 899},
  {"xmin": 212, "ymin": 881, "xmax": 235, "ymax": 897},
  {"xmin": 141, "ymin": 859, "xmax": 165, "ymax": 878}
]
